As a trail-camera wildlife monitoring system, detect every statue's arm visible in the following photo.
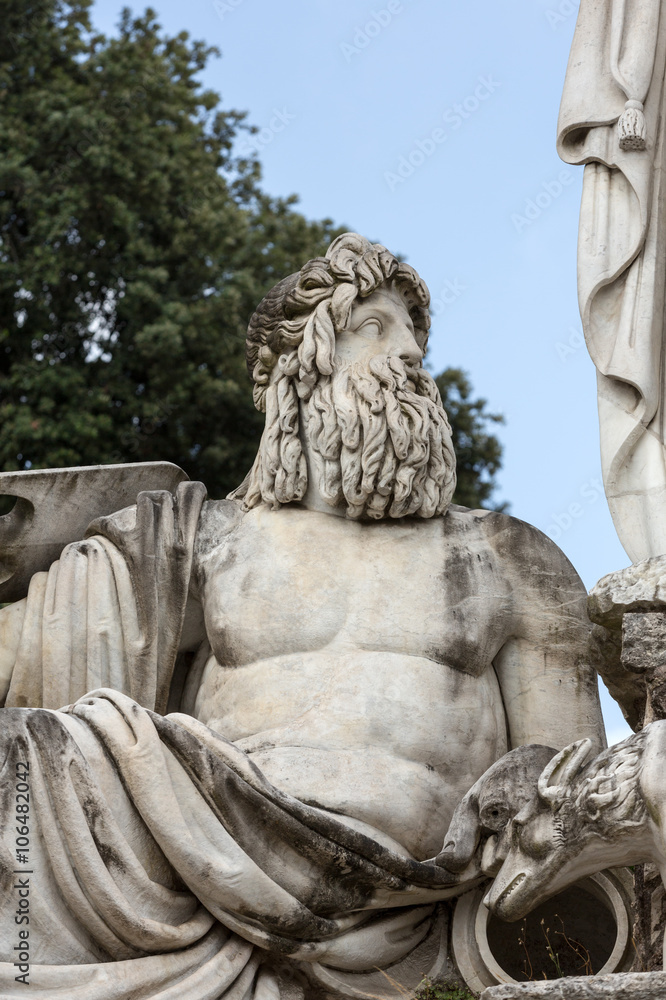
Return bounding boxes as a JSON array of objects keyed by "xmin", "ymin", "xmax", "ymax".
[
  {"xmin": 0, "ymin": 600, "xmax": 26, "ymax": 704},
  {"xmin": 492, "ymin": 522, "xmax": 606, "ymax": 753},
  {"xmin": 493, "ymin": 634, "xmax": 605, "ymax": 752}
]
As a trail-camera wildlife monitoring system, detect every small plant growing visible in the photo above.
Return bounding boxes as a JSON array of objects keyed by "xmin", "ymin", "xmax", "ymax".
[
  {"xmin": 415, "ymin": 976, "xmax": 477, "ymax": 1000},
  {"xmin": 358, "ymin": 971, "xmax": 477, "ymax": 1000},
  {"xmin": 517, "ymin": 913, "xmax": 594, "ymax": 981}
]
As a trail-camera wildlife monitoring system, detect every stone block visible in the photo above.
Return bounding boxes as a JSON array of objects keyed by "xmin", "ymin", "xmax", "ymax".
[
  {"xmin": 622, "ymin": 613, "xmax": 666, "ymax": 723},
  {"xmin": 589, "ymin": 557, "xmax": 666, "ymax": 631},
  {"xmin": 480, "ymin": 970, "xmax": 666, "ymax": 998}
]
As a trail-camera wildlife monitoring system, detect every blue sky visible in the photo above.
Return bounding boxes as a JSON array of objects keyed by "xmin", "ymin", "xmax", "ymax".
[{"xmin": 91, "ymin": 0, "xmax": 631, "ymax": 742}]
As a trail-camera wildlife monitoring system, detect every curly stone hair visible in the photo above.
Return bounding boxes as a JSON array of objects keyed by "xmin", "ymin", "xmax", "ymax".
[
  {"xmin": 245, "ymin": 232, "xmax": 431, "ymax": 411},
  {"xmin": 560, "ymin": 731, "xmax": 648, "ymax": 841}
]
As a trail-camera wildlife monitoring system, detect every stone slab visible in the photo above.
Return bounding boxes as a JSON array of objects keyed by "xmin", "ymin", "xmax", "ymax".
[
  {"xmin": 0, "ymin": 462, "xmax": 188, "ymax": 602},
  {"xmin": 481, "ymin": 971, "xmax": 666, "ymax": 999}
]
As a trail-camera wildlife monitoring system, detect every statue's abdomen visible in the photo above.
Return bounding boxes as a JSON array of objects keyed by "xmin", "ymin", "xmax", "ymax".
[{"xmin": 194, "ymin": 648, "xmax": 507, "ymax": 860}]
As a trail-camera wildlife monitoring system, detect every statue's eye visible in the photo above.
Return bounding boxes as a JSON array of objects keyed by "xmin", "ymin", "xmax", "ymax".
[
  {"xmin": 357, "ymin": 319, "xmax": 382, "ymax": 338},
  {"xmin": 480, "ymin": 804, "xmax": 508, "ymax": 831}
]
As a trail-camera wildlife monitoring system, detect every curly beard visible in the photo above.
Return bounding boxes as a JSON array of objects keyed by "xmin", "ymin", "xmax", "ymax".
[
  {"xmin": 304, "ymin": 356, "xmax": 456, "ymax": 519},
  {"xmin": 232, "ymin": 355, "xmax": 456, "ymax": 520}
]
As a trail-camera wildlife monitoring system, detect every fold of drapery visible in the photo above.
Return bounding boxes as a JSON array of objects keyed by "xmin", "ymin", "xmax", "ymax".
[
  {"xmin": 557, "ymin": 0, "xmax": 666, "ymax": 562},
  {"xmin": 5, "ymin": 481, "xmax": 207, "ymax": 712},
  {"xmin": 0, "ymin": 690, "xmax": 470, "ymax": 999},
  {"xmin": 0, "ymin": 927, "xmax": 263, "ymax": 1000}
]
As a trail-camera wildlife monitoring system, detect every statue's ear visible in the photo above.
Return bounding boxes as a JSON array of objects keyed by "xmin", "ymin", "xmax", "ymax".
[
  {"xmin": 435, "ymin": 790, "xmax": 481, "ymax": 872},
  {"xmin": 537, "ymin": 739, "xmax": 594, "ymax": 807}
]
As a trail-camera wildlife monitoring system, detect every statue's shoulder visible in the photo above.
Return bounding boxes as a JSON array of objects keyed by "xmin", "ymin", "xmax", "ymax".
[
  {"xmin": 194, "ymin": 498, "xmax": 245, "ymax": 563},
  {"xmin": 442, "ymin": 504, "xmax": 585, "ymax": 594},
  {"xmin": 442, "ymin": 503, "xmax": 536, "ymax": 543}
]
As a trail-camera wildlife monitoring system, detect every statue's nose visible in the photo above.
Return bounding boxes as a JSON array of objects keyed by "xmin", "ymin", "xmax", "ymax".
[
  {"xmin": 495, "ymin": 822, "xmax": 515, "ymax": 862},
  {"xmin": 481, "ymin": 834, "xmax": 499, "ymax": 875},
  {"xmin": 390, "ymin": 325, "xmax": 422, "ymax": 366}
]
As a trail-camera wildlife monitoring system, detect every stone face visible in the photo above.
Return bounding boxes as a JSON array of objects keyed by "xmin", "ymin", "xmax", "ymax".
[
  {"xmin": 435, "ymin": 745, "xmax": 559, "ymax": 874},
  {"xmin": 481, "ymin": 971, "xmax": 666, "ymax": 999},
  {"xmin": 0, "ymin": 235, "xmax": 608, "ymax": 997}
]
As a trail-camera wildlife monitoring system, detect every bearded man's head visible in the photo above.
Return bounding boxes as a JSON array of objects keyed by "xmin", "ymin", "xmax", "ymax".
[{"xmin": 229, "ymin": 233, "xmax": 457, "ymax": 520}]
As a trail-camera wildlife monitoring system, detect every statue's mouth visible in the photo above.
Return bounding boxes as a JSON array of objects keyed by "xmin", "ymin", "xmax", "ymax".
[{"xmin": 495, "ymin": 872, "xmax": 526, "ymax": 910}]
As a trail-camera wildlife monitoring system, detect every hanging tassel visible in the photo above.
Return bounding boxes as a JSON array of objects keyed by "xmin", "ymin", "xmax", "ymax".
[{"xmin": 618, "ymin": 99, "xmax": 647, "ymax": 151}]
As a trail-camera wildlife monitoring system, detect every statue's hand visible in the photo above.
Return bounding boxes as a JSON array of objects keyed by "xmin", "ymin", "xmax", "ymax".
[{"xmin": 434, "ymin": 787, "xmax": 483, "ymax": 872}]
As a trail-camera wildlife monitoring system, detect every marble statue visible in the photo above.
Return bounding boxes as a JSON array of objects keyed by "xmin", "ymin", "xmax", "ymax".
[
  {"xmin": 0, "ymin": 233, "xmax": 606, "ymax": 998},
  {"xmin": 557, "ymin": 0, "xmax": 666, "ymax": 564}
]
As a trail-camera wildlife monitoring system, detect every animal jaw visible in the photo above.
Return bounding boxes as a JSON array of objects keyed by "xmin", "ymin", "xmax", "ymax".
[
  {"xmin": 485, "ymin": 841, "xmax": 591, "ymax": 922},
  {"xmin": 488, "ymin": 871, "xmax": 527, "ymax": 920}
]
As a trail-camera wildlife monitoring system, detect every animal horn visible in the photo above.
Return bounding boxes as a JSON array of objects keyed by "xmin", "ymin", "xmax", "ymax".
[{"xmin": 537, "ymin": 739, "xmax": 594, "ymax": 806}]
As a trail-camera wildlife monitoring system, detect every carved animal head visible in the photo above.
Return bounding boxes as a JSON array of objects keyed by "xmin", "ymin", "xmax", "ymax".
[
  {"xmin": 484, "ymin": 739, "xmax": 597, "ymax": 921},
  {"xmin": 484, "ymin": 733, "xmax": 647, "ymax": 921}
]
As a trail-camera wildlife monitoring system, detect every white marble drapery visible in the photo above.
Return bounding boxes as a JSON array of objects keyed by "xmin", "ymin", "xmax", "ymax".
[
  {"xmin": 558, "ymin": 0, "xmax": 666, "ymax": 562},
  {"xmin": 0, "ymin": 689, "xmax": 461, "ymax": 999},
  {"xmin": 0, "ymin": 486, "xmax": 466, "ymax": 999}
]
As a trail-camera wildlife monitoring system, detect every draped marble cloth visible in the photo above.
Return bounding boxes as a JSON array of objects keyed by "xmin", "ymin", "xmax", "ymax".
[
  {"xmin": 557, "ymin": 0, "xmax": 666, "ymax": 563},
  {"xmin": 0, "ymin": 483, "xmax": 466, "ymax": 999}
]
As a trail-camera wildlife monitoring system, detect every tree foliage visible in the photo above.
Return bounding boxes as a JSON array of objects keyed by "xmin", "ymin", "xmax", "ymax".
[
  {"xmin": 0, "ymin": 0, "xmax": 342, "ymax": 495},
  {"xmin": 436, "ymin": 368, "xmax": 505, "ymax": 510},
  {"xmin": 0, "ymin": 0, "xmax": 505, "ymax": 508}
]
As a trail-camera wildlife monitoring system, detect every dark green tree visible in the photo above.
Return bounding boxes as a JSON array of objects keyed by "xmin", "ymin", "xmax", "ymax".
[
  {"xmin": 436, "ymin": 368, "xmax": 505, "ymax": 510},
  {"xmin": 0, "ymin": 0, "xmax": 342, "ymax": 496},
  {"xmin": 0, "ymin": 1, "xmax": 505, "ymax": 508}
]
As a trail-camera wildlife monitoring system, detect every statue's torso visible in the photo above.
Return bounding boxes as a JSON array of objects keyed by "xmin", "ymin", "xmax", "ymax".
[{"xmin": 193, "ymin": 504, "xmax": 519, "ymax": 860}]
